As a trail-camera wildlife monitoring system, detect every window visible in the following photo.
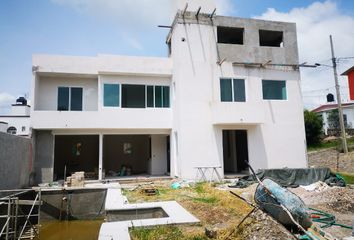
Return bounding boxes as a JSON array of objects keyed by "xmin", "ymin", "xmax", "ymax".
[
  {"xmin": 58, "ymin": 87, "xmax": 69, "ymax": 111},
  {"xmin": 262, "ymin": 80, "xmax": 287, "ymax": 100},
  {"xmin": 217, "ymin": 26, "xmax": 244, "ymax": 45},
  {"xmin": 220, "ymin": 78, "xmax": 246, "ymax": 102},
  {"xmin": 22, "ymin": 126, "xmax": 26, "ymax": 132},
  {"xmin": 147, "ymin": 85, "xmax": 170, "ymax": 108},
  {"xmin": 121, "ymin": 84, "xmax": 145, "ymax": 108},
  {"xmin": 104, "ymin": 84, "xmax": 120, "ymax": 107},
  {"xmin": 259, "ymin": 30, "xmax": 283, "ymax": 47},
  {"xmin": 70, "ymin": 87, "xmax": 83, "ymax": 111},
  {"xmin": 57, "ymin": 87, "xmax": 83, "ymax": 111},
  {"xmin": 7, "ymin": 126, "xmax": 16, "ymax": 135}
]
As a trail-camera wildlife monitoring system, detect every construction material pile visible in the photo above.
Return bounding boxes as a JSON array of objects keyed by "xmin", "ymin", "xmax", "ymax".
[{"xmin": 65, "ymin": 171, "xmax": 85, "ymax": 187}]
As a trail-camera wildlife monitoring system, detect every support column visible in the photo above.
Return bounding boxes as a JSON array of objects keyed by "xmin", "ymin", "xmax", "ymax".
[{"xmin": 99, "ymin": 134, "xmax": 103, "ymax": 180}]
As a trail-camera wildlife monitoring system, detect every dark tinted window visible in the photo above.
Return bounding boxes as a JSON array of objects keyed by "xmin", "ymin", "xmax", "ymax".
[
  {"xmin": 147, "ymin": 85, "xmax": 154, "ymax": 107},
  {"xmin": 122, "ymin": 84, "xmax": 146, "ymax": 108},
  {"xmin": 233, "ymin": 79, "xmax": 245, "ymax": 102},
  {"xmin": 262, "ymin": 80, "xmax": 286, "ymax": 100},
  {"xmin": 155, "ymin": 86, "xmax": 163, "ymax": 108},
  {"xmin": 70, "ymin": 87, "xmax": 83, "ymax": 111},
  {"xmin": 57, "ymin": 87, "xmax": 69, "ymax": 111},
  {"xmin": 220, "ymin": 79, "xmax": 232, "ymax": 102},
  {"xmin": 163, "ymin": 86, "xmax": 170, "ymax": 108}
]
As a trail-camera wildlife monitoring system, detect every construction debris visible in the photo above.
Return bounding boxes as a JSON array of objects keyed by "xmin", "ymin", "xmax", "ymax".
[{"xmin": 65, "ymin": 171, "xmax": 85, "ymax": 187}]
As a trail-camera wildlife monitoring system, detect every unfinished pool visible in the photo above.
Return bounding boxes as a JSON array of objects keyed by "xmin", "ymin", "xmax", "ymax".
[{"xmin": 107, "ymin": 207, "xmax": 168, "ymax": 222}]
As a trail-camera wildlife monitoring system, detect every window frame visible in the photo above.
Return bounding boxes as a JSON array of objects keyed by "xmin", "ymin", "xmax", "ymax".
[
  {"xmin": 220, "ymin": 78, "xmax": 246, "ymax": 102},
  {"xmin": 57, "ymin": 86, "xmax": 84, "ymax": 111},
  {"xmin": 262, "ymin": 80, "xmax": 287, "ymax": 100},
  {"xmin": 103, "ymin": 83, "xmax": 120, "ymax": 108},
  {"xmin": 146, "ymin": 85, "xmax": 171, "ymax": 108}
]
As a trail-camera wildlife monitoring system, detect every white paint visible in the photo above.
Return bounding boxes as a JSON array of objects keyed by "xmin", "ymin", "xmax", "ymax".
[
  {"xmin": 317, "ymin": 105, "xmax": 354, "ymax": 135},
  {"xmin": 0, "ymin": 102, "xmax": 31, "ymax": 136},
  {"xmin": 150, "ymin": 135, "xmax": 168, "ymax": 175},
  {"xmin": 32, "ymin": 12, "xmax": 307, "ymax": 181}
]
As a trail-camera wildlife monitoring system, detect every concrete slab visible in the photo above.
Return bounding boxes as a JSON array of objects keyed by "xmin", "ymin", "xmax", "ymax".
[{"xmin": 99, "ymin": 189, "xmax": 199, "ymax": 240}]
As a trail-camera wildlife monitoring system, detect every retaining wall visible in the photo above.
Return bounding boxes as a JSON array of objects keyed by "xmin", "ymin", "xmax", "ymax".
[
  {"xmin": 307, "ymin": 148, "xmax": 354, "ymax": 173},
  {"xmin": 0, "ymin": 132, "xmax": 33, "ymax": 190}
]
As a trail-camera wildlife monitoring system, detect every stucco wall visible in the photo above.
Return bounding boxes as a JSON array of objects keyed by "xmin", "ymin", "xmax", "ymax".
[
  {"xmin": 0, "ymin": 132, "xmax": 33, "ymax": 190},
  {"xmin": 308, "ymin": 148, "xmax": 354, "ymax": 173},
  {"xmin": 35, "ymin": 76, "xmax": 98, "ymax": 111}
]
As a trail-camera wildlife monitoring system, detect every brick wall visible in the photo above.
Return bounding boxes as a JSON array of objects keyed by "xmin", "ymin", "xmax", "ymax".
[{"xmin": 308, "ymin": 148, "xmax": 354, "ymax": 173}]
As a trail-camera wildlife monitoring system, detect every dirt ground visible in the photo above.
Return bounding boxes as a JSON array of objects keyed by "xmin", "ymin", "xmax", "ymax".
[{"xmin": 121, "ymin": 180, "xmax": 354, "ymax": 240}]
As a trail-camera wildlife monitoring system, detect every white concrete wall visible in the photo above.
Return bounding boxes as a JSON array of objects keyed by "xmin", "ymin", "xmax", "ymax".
[
  {"xmin": 35, "ymin": 76, "xmax": 98, "ymax": 111},
  {"xmin": 320, "ymin": 107, "xmax": 354, "ymax": 135},
  {"xmin": 11, "ymin": 105, "xmax": 30, "ymax": 116},
  {"xmin": 150, "ymin": 135, "xmax": 168, "ymax": 175},
  {"xmin": 0, "ymin": 117, "xmax": 30, "ymax": 136},
  {"xmin": 171, "ymin": 14, "xmax": 307, "ymax": 179}
]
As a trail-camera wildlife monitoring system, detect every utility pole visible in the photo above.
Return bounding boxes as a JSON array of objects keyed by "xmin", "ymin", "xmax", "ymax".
[{"xmin": 330, "ymin": 35, "xmax": 348, "ymax": 153}]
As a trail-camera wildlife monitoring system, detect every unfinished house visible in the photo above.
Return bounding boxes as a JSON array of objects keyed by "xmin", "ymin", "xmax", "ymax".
[{"xmin": 31, "ymin": 2, "xmax": 307, "ymax": 183}]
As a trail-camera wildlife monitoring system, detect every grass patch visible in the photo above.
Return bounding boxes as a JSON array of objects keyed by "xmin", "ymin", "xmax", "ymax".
[
  {"xmin": 130, "ymin": 226, "xmax": 209, "ymax": 240},
  {"xmin": 192, "ymin": 196, "xmax": 218, "ymax": 204},
  {"xmin": 123, "ymin": 182, "xmax": 251, "ymax": 240},
  {"xmin": 307, "ymin": 137, "xmax": 354, "ymax": 152},
  {"xmin": 194, "ymin": 183, "xmax": 205, "ymax": 194},
  {"xmin": 338, "ymin": 172, "xmax": 354, "ymax": 184}
]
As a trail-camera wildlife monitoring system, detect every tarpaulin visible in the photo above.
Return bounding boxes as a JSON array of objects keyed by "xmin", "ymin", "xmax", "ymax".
[{"xmin": 229, "ymin": 168, "xmax": 345, "ymax": 188}]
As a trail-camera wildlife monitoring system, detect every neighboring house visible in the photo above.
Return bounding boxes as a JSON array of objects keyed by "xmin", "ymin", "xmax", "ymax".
[
  {"xmin": 31, "ymin": 2, "xmax": 307, "ymax": 183},
  {"xmin": 312, "ymin": 103, "xmax": 354, "ymax": 135},
  {"xmin": 342, "ymin": 66, "xmax": 354, "ymax": 100},
  {"xmin": 0, "ymin": 97, "xmax": 31, "ymax": 136}
]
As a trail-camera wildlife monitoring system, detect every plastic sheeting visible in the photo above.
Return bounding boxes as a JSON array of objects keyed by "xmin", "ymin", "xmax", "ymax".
[{"xmin": 229, "ymin": 168, "xmax": 345, "ymax": 188}]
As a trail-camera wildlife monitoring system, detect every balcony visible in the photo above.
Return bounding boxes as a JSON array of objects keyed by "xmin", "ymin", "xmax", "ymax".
[{"xmin": 31, "ymin": 108, "xmax": 172, "ymax": 130}]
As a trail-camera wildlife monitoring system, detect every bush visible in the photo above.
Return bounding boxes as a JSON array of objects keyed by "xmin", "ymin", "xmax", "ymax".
[{"xmin": 304, "ymin": 110, "xmax": 323, "ymax": 146}]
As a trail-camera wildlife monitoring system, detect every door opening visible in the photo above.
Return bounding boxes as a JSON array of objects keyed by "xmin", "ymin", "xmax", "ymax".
[{"xmin": 222, "ymin": 130, "xmax": 249, "ymax": 174}]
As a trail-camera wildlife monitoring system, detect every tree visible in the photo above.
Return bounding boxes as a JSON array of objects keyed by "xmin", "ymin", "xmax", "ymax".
[{"xmin": 304, "ymin": 110, "xmax": 323, "ymax": 146}]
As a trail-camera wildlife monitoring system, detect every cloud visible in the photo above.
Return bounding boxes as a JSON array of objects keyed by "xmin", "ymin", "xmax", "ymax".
[
  {"xmin": 0, "ymin": 92, "xmax": 15, "ymax": 107},
  {"xmin": 0, "ymin": 92, "xmax": 16, "ymax": 114},
  {"xmin": 254, "ymin": 1, "xmax": 354, "ymax": 109}
]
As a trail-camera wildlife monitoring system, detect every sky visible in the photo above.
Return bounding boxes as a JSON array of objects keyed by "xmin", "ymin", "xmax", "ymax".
[{"xmin": 0, "ymin": 0, "xmax": 354, "ymax": 113}]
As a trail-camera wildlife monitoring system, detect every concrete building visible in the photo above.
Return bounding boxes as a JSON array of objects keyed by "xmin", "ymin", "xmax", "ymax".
[
  {"xmin": 31, "ymin": 2, "xmax": 307, "ymax": 183},
  {"xmin": 0, "ymin": 97, "xmax": 31, "ymax": 136},
  {"xmin": 312, "ymin": 103, "xmax": 354, "ymax": 135}
]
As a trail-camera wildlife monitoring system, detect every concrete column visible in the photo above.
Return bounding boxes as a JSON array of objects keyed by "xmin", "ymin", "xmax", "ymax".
[{"xmin": 99, "ymin": 134, "xmax": 103, "ymax": 180}]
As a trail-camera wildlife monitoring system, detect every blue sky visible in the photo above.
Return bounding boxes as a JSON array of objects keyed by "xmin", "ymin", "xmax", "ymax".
[{"xmin": 0, "ymin": 0, "xmax": 354, "ymax": 112}]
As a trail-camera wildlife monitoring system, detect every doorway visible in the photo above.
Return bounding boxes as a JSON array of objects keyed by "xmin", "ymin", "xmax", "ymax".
[{"xmin": 222, "ymin": 130, "xmax": 249, "ymax": 174}]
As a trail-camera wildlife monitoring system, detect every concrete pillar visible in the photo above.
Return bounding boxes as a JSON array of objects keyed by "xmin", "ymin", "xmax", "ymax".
[{"xmin": 99, "ymin": 134, "xmax": 103, "ymax": 180}]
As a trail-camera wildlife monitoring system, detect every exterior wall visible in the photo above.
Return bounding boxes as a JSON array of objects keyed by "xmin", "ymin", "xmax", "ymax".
[
  {"xmin": 170, "ymin": 12, "xmax": 307, "ymax": 179},
  {"xmin": 31, "ymin": 11, "xmax": 307, "ymax": 181},
  {"xmin": 215, "ymin": 16, "xmax": 298, "ymax": 65},
  {"xmin": 0, "ymin": 132, "xmax": 33, "ymax": 189},
  {"xmin": 0, "ymin": 116, "xmax": 30, "ymax": 136},
  {"xmin": 35, "ymin": 76, "xmax": 98, "ymax": 111},
  {"xmin": 318, "ymin": 107, "xmax": 354, "ymax": 135},
  {"xmin": 11, "ymin": 105, "xmax": 30, "ymax": 115},
  {"xmin": 308, "ymin": 148, "xmax": 354, "ymax": 173},
  {"xmin": 34, "ymin": 130, "xmax": 54, "ymax": 183}
]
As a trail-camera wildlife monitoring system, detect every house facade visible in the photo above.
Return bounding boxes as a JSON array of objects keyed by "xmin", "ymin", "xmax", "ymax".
[
  {"xmin": 312, "ymin": 103, "xmax": 354, "ymax": 135},
  {"xmin": 0, "ymin": 97, "xmax": 31, "ymax": 136},
  {"xmin": 31, "ymin": 6, "xmax": 307, "ymax": 183}
]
